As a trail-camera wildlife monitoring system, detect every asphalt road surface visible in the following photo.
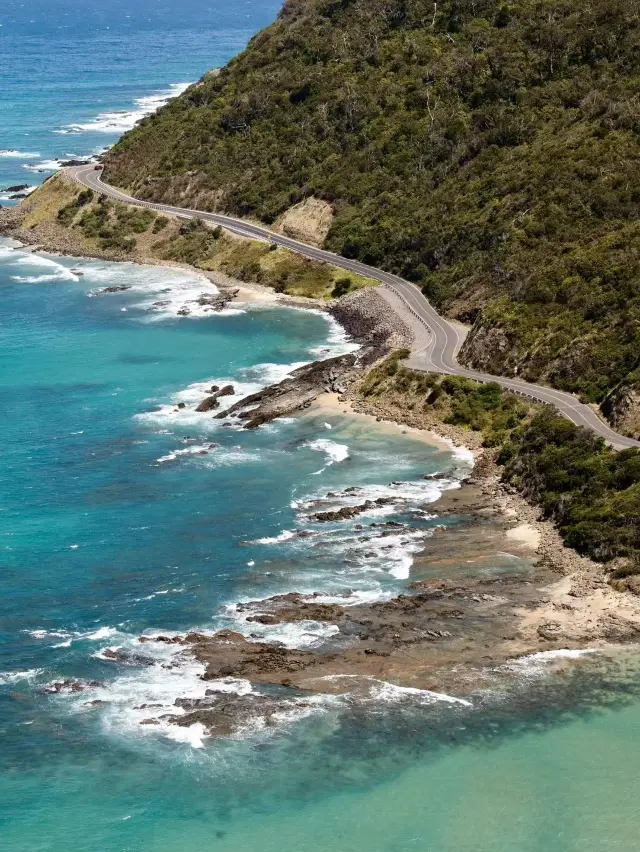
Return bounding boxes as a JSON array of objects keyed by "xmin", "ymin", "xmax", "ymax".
[{"xmin": 69, "ymin": 165, "xmax": 640, "ymax": 450}]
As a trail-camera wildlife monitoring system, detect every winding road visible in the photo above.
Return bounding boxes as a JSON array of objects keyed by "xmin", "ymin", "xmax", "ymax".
[{"xmin": 69, "ymin": 165, "xmax": 639, "ymax": 450}]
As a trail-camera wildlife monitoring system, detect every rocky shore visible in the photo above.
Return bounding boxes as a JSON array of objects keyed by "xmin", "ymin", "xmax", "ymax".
[
  {"xmin": 8, "ymin": 185, "xmax": 640, "ymax": 744},
  {"xmin": 190, "ymin": 287, "xmax": 413, "ymax": 429},
  {"xmin": 55, "ymin": 456, "xmax": 636, "ymax": 741}
]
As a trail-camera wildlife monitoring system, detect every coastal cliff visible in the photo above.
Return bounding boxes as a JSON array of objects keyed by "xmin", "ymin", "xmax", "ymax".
[{"xmin": 101, "ymin": 0, "xmax": 640, "ymax": 435}]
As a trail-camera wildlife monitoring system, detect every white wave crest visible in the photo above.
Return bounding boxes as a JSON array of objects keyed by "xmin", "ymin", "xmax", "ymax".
[
  {"xmin": 0, "ymin": 149, "xmax": 40, "ymax": 158},
  {"xmin": 156, "ymin": 444, "xmax": 218, "ymax": 463},
  {"xmin": 220, "ymin": 603, "xmax": 339, "ymax": 649},
  {"xmin": 304, "ymin": 438, "xmax": 349, "ymax": 471},
  {"xmin": 0, "ymin": 185, "xmax": 38, "ymax": 201},
  {"xmin": 253, "ymin": 529, "xmax": 297, "ymax": 545},
  {"xmin": 308, "ymin": 311, "xmax": 360, "ymax": 358},
  {"xmin": 512, "ymin": 648, "xmax": 599, "ymax": 670},
  {"xmin": 59, "ymin": 83, "xmax": 192, "ymax": 134},
  {"xmin": 10, "ymin": 253, "xmax": 79, "ymax": 283},
  {"xmin": 22, "ymin": 159, "xmax": 67, "ymax": 173},
  {"xmin": 0, "ymin": 669, "xmax": 43, "ymax": 686}
]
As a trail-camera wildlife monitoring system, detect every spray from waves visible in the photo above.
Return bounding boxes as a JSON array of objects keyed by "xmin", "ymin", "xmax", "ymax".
[
  {"xmin": 57, "ymin": 83, "xmax": 192, "ymax": 135},
  {"xmin": 295, "ymin": 478, "xmax": 455, "ymax": 514},
  {"xmin": 304, "ymin": 438, "xmax": 350, "ymax": 474},
  {"xmin": 0, "ymin": 185, "xmax": 37, "ymax": 201},
  {"xmin": 156, "ymin": 444, "xmax": 220, "ymax": 464},
  {"xmin": 253, "ymin": 476, "xmax": 458, "ymax": 587},
  {"xmin": 83, "ymin": 258, "xmax": 244, "ymax": 320},
  {"xmin": 0, "ymin": 669, "xmax": 44, "ymax": 686},
  {"xmin": 219, "ymin": 605, "xmax": 340, "ymax": 649},
  {"xmin": 51, "ymin": 631, "xmax": 340, "ymax": 748},
  {"xmin": 307, "ymin": 310, "xmax": 361, "ymax": 359},
  {"xmin": 24, "ymin": 625, "xmax": 125, "ymax": 650},
  {"xmin": 253, "ymin": 529, "xmax": 297, "ymax": 545},
  {"xmin": 156, "ymin": 443, "xmax": 264, "ymax": 468},
  {"xmin": 134, "ymin": 587, "xmax": 185, "ymax": 603},
  {"xmin": 316, "ymin": 675, "xmax": 472, "ymax": 706},
  {"xmin": 136, "ymin": 361, "xmax": 310, "ymax": 434},
  {"xmin": 10, "ymin": 253, "xmax": 80, "ymax": 282},
  {"xmin": 507, "ymin": 648, "xmax": 600, "ymax": 679},
  {"xmin": 52, "ymin": 635, "xmax": 215, "ymax": 748},
  {"xmin": 22, "ymin": 159, "xmax": 72, "ymax": 173}
]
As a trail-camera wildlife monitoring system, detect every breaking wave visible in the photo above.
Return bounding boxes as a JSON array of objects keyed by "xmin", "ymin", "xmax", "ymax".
[{"xmin": 57, "ymin": 83, "xmax": 192, "ymax": 135}]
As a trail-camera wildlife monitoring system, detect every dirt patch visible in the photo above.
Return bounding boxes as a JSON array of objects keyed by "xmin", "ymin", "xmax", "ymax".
[{"xmin": 273, "ymin": 197, "xmax": 334, "ymax": 247}]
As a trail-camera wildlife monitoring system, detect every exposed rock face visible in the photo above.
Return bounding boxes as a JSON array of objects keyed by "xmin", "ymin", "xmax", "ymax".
[
  {"xmin": 273, "ymin": 196, "xmax": 334, "ymax": 247},
  {"xmin": 196, "ymin": 384, "xmax": 234, "ymax": 412},
  {"xmin": 212, "ymin": 288, "xmax": 413, "ymax": 429},
  {"xmin": 458, "ymin": 321, "xmax": 516, "ymax": 376},
  {"xmin": 169, "ymin": 691, "xmax": 313, "ymax": 737},
  {"xmin": 58, "ymin": 159, "xmax": 93, "ymax": 167},
  {"xmin": 215, "ymin": 353, "xmax": 359, "ymax": 427},
  {"xmin": 176, "ymin": 292, "xmax": 237, "ymax": 316},
  {"xmin": 310, "ymin": 497, "xmax": 394, "ymax": 522},
  {"xmin": 601, "ymin": 380, "xmax": 640, "ymax": 440},
  {"xmin": 42, "ymin": 679, "xmax": 103, "ymax": 694},
  {"xmin": 188, "ymin": 630, "xmax": 326, "ymax": 681},
  {"xmin": 93, "ymin": 284, "xmax": 131, "ymax": 294},
  {"xmin": 330, "ymin": 288, "xmax": 413, "ymax": 357}
]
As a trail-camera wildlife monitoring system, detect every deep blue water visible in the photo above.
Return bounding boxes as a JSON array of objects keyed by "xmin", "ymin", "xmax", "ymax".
[
  {"xmin": 0, "ymin": 0, "xmax": 281, "ymax": 198},
  {"xmin": 3, "ymin": 3, "xmax": 640, "ymax": 849}
]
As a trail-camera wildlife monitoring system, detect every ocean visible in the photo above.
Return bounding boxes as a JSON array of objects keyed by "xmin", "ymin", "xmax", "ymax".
[{"xmin": 2, "ymin": 2, "xmax": 640, "ymax": 850}]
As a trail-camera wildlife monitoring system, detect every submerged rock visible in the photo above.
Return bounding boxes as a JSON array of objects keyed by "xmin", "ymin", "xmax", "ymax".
[
  {"xmin": 42, "ymin": 679, "xmax": 103, "ymax": 694},
  {"xmin": 94, "ymin": 284, "xmax": 131, "ymax": 295}
]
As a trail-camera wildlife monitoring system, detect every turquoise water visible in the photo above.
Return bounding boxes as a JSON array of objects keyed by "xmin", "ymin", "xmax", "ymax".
[
  {"xmin": 3, "ymin": 1, "xmax": 640, "ymax": 848},
  {"xmin": 3, "ymin": 250, "xmax": 640, "ymax": 852}
]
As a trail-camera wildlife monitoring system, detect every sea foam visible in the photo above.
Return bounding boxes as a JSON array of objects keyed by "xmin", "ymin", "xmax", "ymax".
[{"xmin": 58, "ymin": 83, "xmax": 192, "ymax": 134}]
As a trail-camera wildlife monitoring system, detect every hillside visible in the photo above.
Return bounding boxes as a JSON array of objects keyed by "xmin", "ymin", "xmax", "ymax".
[
  {"xmin": 104, "ymin": 0, "xmax": 640, "ymax": 430},
  {"xmin": 9, "ymin": 173, "xmax": 375, "ymax": 299}
]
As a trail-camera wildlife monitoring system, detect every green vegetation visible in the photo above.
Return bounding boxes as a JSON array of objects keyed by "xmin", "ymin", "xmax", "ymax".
[
  {"xmin": 501, "ymin": 412, "xmax": 640, "ymax": 568},
  {"xmin": 360, "ymin": 350, "xmax": 531, "ymax": 447},
  {"xmin": 158, "ymin": 216, "xmax": 374, "ymax": 298},
  {"xmin": 77, "ymin": 199, "xmax": 156, "ymax": 251},
  {"xmin": 24, "ymin": 176, "xmax": 376, "ymax": 297},
  {"xmin": 54, "ymin": 187, "xmax": 158, "ymax": 251},
  {"xmin": 360, "ymin": 352, "xmax": 640, "ymax": 571},
  {"xmin": 151, "ymin": 215, "xmax": 169, "ymax": 233},
  {"xmin": 56, "ymin": 188, "xmax": 94, "ymax": 226},
  {"xmin": 105, "ymin": 0, "xmax": 640, "ymax": 412}
]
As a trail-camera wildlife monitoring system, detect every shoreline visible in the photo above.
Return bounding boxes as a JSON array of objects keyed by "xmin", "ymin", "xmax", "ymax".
[
  {"xmin": 6, "ymin": 223, "xmax": 640, "ymax": 657},
  {"xmin": 0, "ymin": 231, "xmax": 329, "ymax": 313},
  {"xmin": 5, "ymin": 204, "xmax": 640, "ymax": 740},
  {"xmin": 309, "ymin": 392, "xmax": 460, "ymax": 455},
  {"xmin": 326, "ymin": 387, "xmax": 640, "ymax": 656}
]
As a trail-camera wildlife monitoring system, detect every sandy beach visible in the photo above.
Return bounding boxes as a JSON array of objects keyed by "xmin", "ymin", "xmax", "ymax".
[{"xmin": 310, "ymin": 392, "xmax": 458, "ymax": 454}]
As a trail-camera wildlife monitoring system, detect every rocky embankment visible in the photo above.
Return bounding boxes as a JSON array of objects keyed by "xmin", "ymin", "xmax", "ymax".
[
  {"xmin": 59, "ymin": 470, "xmax": 640, "ymax": 740},
  {"xmin": 601, "ymin": 379, "xmax": 640, "ymax": 441},
  {"xmin": 200, "ymin": 288, "xmax": 413, "ymax": 428}
]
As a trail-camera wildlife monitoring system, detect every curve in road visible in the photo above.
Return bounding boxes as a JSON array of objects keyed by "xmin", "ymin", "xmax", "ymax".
[{"xmin": 69, "ymin": 165, "xmax": 639, "ymax": 450}]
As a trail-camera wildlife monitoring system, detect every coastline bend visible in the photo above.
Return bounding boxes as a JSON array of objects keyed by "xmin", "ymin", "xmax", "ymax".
[{"xmin": 68, "ymin": 165, "xmax": 640, "ymax": 451}]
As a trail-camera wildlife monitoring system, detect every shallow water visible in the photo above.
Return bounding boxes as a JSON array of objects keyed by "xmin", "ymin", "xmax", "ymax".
[
  {"xmin": 3, "ymin": 1, "xmax": 640, "ymax": 848},
  {"xmin": 3, "ymin": 237, "xmax": 640, "ymax": 851}
]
